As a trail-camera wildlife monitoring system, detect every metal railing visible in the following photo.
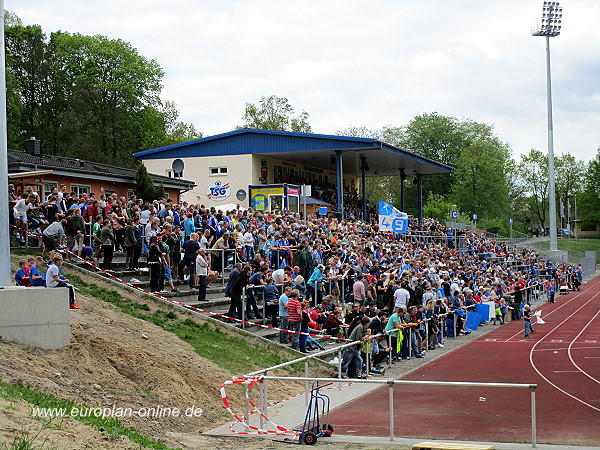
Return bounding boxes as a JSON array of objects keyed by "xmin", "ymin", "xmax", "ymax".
[{"xmin": 245, "ymin": 374, "xmax": 538, "ymax": 447}]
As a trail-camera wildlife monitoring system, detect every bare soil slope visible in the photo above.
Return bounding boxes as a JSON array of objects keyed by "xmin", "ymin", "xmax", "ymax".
[{"xmin": 0, "ymin": 267, "xmax": 307, "ymax": 449}]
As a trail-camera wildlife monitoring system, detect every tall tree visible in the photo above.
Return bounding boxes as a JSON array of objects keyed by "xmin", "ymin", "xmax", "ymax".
[
  {"xmin": 449, "ymin": 124, "xmax": 511, "ymax": 219},
  {"xmin": 578, "ymin": 148, "xmax": 600, "ymax": 230},
  {"xmin": 554, "ymin": 153, "xmax": 586, "ymax": 226},
  {"xmin": 4, "ymin": 24, "xmax": 52, "ymax": 149},
  {"xmin": 516, "ymin": 149, "xmax": 549, "ymax": 230},
  {"xmin": 238, "ymin": 95, "xmax": 311, "ymax": 132},
  {"xmin": 50, "ymin": 32, "xmax": 164, "ymax": 162},
  {"xmin": 4, "ymin": 16, "xmax": 198, "ymax": 167}
]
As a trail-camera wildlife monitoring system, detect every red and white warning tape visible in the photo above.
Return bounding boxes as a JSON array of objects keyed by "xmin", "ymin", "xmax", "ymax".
[{"xmin": 220, "ymin": 376, "xmax": 355, "ymax": 437}]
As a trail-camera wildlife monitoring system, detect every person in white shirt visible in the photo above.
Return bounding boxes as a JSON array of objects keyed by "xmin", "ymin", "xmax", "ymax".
[
  {"xmin": 199, "ymin": 229, "xmax": 212, "ymax": 250},
  {"xmin": 450, "ymin": 278, "xmax": 460, "ymax": 295},
  {"xmin": 273, "ymin": 266, "xmax": 293, "ymax": 286},
  {"xmin": 195, "ymin": 248, "xmax": 209, "ymax": 301},
  {"xmin": 243, "ymin": 226, "xmax": 255, "ymax": 260},
  {"xmin": 393, "ymin": 281, "xmax": 410, "ymax": 309},
  {"xmin": 46, "ymin": 254, "xmax": 79, "ymax": 309}
]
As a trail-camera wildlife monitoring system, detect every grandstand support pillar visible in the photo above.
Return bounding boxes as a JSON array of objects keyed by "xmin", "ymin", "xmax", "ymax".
[
  {"xmin": 360, "ymin": 156, "xmax": 368, "ymax": 222},
  {"xmin": 335, "ymin": 150, "xmax": 344, "ymax": 220},
  {"xmin": 399, "ymin": 169, "xmax": 407, "ymax": 212},
  {"xmin": 416, "ymin": 173, "xmax": 423, "ymax": 226}
]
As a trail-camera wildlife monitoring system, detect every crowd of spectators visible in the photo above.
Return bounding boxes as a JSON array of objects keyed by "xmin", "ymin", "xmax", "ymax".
[{"xmin": 9, "ymin": 183, "xmax": 585, "ymax": 377}]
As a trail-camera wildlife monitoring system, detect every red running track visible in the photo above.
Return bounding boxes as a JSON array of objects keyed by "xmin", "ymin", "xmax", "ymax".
[{"xmin": 328, "ymin": 276, "xmax": 600, "ymax": 446}]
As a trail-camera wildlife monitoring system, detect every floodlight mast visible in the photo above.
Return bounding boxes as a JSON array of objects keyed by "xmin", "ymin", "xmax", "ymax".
[{"xmin": 532, "ymin": 1, "xmax": 562, "ymax": 253}]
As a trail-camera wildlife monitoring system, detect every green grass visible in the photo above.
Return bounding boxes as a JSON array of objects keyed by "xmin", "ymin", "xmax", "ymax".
[
  {"xmin": 66, "ymin": 273, "xmax": 303, "ymax": 374},
  {"xmin": 555, "ymin": 237, "xmax": 600, "ymax": 253},
  {"xmin": 530, "ymin": 237, "xmax": 600, "ymax": 263},
  {"xmin": 0, "ymin": 378, "xmax": 175, "ymax": 450}
]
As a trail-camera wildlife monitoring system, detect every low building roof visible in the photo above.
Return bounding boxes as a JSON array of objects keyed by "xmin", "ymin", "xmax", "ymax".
[{"xmin": 8, "ymin": 150, "xmax": 195, "ymax": 191}]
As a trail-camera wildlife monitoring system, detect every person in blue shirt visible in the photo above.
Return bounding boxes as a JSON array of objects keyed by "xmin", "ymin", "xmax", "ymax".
[
  {"xmin": 29, "ymin": 257, "xmax": 45, "ymax": 287},
  {"xmin": 266, "ymin": 235, "xmax": 280, "ymax": 269},
  {"xmin": 14, "ymin": 260, "xmax": 30, "ymax": 286},
  {"xmin": 306, "ymin": 264, "xmax": 324, "ymax": 307},
  {"xmin": 183, "ymin": 214, "xmax": 196, "ymax": 241}
]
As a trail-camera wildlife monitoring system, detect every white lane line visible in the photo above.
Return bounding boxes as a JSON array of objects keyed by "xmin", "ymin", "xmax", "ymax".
[
  {"xmin": 533, "ymin": 346, "xmax": 600, "ymax": 352},
  {"xmin": 567, "ymin": 307, "xmax": 600, "ymax": 385},
  {"xmin": 529, "ymin": 289, "xmax": 600, "ymax": 413}
]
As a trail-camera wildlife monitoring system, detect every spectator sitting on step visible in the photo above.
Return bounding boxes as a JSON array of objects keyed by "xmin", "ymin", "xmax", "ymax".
[{"xmin": 46, "ymin": 254, "xmax": 79, "ymax": 309}]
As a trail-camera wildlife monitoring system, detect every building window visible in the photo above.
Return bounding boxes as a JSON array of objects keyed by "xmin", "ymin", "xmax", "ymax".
[
  {"xmin": 71, "ymin": 184, "xmax": 91, "ymax": 197},
  {"xmin": 209, "ymin": 166, "xmax": 228, "ymax": 176},
  {"xmin": 43, "ymin": 181, "xmax": 58, "ymax": 200},
  {"xmin": 127, "ymin": 189, "xmax": 135, "ymax": 200}
]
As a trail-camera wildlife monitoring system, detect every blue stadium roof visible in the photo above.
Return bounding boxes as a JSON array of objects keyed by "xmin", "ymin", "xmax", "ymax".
[{"xmin": 133, "ymin": 128, "xmax": 453, "ymax": 177}]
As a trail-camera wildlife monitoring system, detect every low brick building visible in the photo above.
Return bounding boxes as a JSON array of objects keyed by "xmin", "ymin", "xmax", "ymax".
[{"xmin": 8, "ymin": 143, "xmax": 195, "ymax": 202}]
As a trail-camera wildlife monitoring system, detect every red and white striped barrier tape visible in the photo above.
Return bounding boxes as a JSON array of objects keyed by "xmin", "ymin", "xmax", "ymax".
[{"xmin": 220, "ymin": 376, "xmax": 356, "ymax": 437}]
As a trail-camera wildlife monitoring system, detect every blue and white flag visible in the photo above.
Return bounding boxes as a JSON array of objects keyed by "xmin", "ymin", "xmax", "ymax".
[{"xmin": 378, "ymin": 200, "xmax": 408, "ymax": 233}]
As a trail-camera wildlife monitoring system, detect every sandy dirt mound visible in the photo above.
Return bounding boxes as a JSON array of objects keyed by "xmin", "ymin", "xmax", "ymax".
[{"xmin": 0, "ymin": 267, "xmax": 307, "ymax": 448}]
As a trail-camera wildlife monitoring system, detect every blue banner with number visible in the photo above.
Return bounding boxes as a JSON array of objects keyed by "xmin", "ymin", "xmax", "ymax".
[{"xmin": 378, "ymin": 201, "xmax": 408, "ymax": 233}]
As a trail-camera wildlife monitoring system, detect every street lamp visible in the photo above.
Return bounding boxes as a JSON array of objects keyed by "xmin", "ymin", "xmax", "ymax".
[{"xmin": 532, "ymin": 1, "xmax": 562, "ymax": 252}]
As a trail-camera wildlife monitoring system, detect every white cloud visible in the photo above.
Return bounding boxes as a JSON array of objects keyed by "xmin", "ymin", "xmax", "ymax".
[{"xmin": 9, "ymin": 0, "xmax": 600, "ymax": 161}]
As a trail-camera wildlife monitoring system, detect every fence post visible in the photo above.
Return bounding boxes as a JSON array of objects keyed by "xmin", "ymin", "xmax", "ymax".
[
  {"xmin": 263, "ymin": 372, "xmax": 269, "ymax": 420},
  {"xmin": 531, "ymin": 385, "xmax": 537, "ymax": 448},
  {"xmin": 304, "ymin": 359, "xmax": 310, "ymax": 405},
  {"xmin": 244, "ymin": 384, "xmax": 250, "ymax": 430},
  {"xmin": 221, "ymin": 249, "xmax": 225, "ymax": 287},
  {"xmin": 262, "ymin": 287, "xmax": 267, "ymax": 323},
  {"xmin": 242, "ymin": 287, "xmax": 246, "ymax": 330},
  {"xmin": 337, "ymin": 348, "xmax": 342, "ymax": 389},
  {"xmin": 259, "ymin": 379, "xmax": 265, "ymax": 430},
  {"xmin": 388, "ymin": 381, "xmax": 395, "ymax": 441}
]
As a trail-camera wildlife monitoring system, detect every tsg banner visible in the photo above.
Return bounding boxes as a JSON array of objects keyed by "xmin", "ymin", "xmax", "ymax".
[{"xmin": 378, "ymin": 200, "xmax": 408, "ymax": 233}]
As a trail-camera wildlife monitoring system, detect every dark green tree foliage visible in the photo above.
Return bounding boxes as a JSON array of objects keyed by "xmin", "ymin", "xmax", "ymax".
[
  {"xmin": 238, "ymin": 95, "xmax": 311, "ymax": 132},
  {"xmin": 516, "ymin": 149, "xmax": 549, "ymax": 230},
  {"xmin": 578, "ymin": 148, "xmax": 600, "ymax": 230},
  {"xmin": 394, "ymin": 113, "xmax": 466, "ymax": 207},
  {"xmin": 4, "ymin": 17, "xmax": 200, "ymax": 167},
  {"xmin": 134, "ymin": 163, "xmax": 164, "ymax": 202},
  {"xmin": 554, "ymin": 153, "xmax": 586, "ymax": 227},
  {"xmin": 449, "ymin": 122, "xmax": 511, "ymax": 218}
]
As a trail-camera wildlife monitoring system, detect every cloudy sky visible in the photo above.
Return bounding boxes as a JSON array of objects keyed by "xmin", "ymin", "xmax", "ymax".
[{"xmin": 10, "ymin": 0, "xmax": 600, "ymax": 162}]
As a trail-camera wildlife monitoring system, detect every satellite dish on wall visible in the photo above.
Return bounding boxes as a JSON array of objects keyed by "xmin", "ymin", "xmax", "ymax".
[
  {"xmin": 236, "ymin": 189, "xmax": 247, "ymax": 201},
  {"xmin": 172, "ymin": 159, "xmax": 185, "ymax": 176}
]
